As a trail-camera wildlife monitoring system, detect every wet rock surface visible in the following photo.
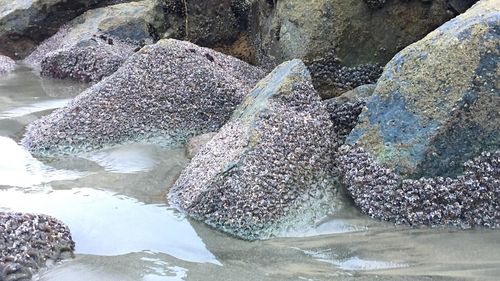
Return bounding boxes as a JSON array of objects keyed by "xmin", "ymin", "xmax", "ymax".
[
  {"xmin": 0, "ymin": 55, "xmax": 15, "ymax": 75},
  {"xmin": 169, "ymin": 59, "xmax": 339, "ymax": 240},
  {"xmin": 347, "ymin": 0, "xmax": 500, "ymax": 178},
  {"xmin": 0, "ymin": 212, "xmax": 74, "ymax": 281},
  {"xmin": 21, "ymin": 39, "xmax": 264, "ymax": 155},
  {"xmin": 26, "ymin": 0, "xmax": 165, "ymax": 83},
  {"xmin": 337, "ymin": 145, "xmax": 500, "ymax": 229}
]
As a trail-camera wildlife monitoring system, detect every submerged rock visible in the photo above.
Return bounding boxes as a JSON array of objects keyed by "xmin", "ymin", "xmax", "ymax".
[
  {"xmin": 22, "ymin": 39, "xmax": 264, "ymax": 155},
  {"xmin": 26, "ymin": 0, "xmax": 166, "ymax": 83},
  {"xmin": 0, "ymin": 55, "xmax": 15, "ymax": 75},
  {"xmin": 347, "ymin": 0, "xmax": 500, "ymax": 178},
  {"xmin": 0, "ymin": 212, "xmax": 74, "ymax": 281},
  {"xmin": 169, "ymin": 59, "xmax": 338, "ymax": 240}
]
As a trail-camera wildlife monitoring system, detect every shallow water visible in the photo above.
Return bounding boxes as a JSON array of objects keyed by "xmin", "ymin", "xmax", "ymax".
[{"xmin": 1, "ymin": 65, "xmax": 499, "ymax": 281}]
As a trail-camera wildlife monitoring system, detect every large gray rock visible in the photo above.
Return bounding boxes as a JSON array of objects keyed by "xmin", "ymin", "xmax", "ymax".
[
  {"xmin": 0, "ymin": 55, "xmax": 15, "ymax": 75},
  {"xmin": 247, "ymin": 0, "xmax": 477, "ymax": 98},
  {"xmin": 0, "ymin": 0, "xmax": 124, "ymax": 59},
  {"xmin": 169, "ymin": 59, "xmax": 339, "ymax": 240},
  {"xmin": 347, "ymin": 0, "xmax": 499, "ymax": 179},
  {"xmin": 0, "ymin": 212, "xmax": 74, "ymax": 281},
  {"xmin": 25, "ymin": 0, "xmax": 165, "ymax": 83},
  {"xmin": 22, "ymin": 39, "xmax": 264, "ymax": 155}
]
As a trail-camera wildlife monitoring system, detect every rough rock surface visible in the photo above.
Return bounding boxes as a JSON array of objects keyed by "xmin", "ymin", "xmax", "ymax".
[
  {"xmin": 246, "ymin": 0, "xmax": 476, "ymax": 97},
  {"xmin": 0, "ymin": 213, "xmax": 74, "ymax": 281},
  {"xmin": 163, "ymin": 0, "xmax": 255, "ymax": 63},
  {"xmin": 0, "ymin": 0, "xmax": 127, "ymax": 59},
  {"xmin": 22, "ymin": 39, "xmax": 264, "ymax": 155},
  {"xmin": 337, "ymin": 145, "xmax": 500, "ymax": 229},
  {"xmin": 25, "ymin": 0, "xmax": 165, "ymax": 83},
  {"xmin": 324, "ymin": 84, "xmax": 376, "ymax": 143},
  {"xmin": 0, "ymin": 55, "xmax": 15, "ymax": 75},
  {"xmin": 186, "ymin": 133, "xmax": 217, "ymax": 159},
  {"xmin": 169, "ymin": 59, "xmax": 339, "ymax": 240},
  {"xmin": 347, "ymin": 0, "xmax": 500, "ymax": 178}
]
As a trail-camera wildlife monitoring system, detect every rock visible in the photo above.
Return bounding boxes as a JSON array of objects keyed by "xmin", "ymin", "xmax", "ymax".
[
  {"xmin": 324, "ymin": 84, "xmax": 376, "ymax": 143},
  {"xmin": 163, "ymin": 0, "xmax": 255, "ymax": 63},
  {"xmin": 347, "ymin": 0, "xmax": 499, "ymax": 178},
  {"xmin": 0, "ymin": 55, "xmax": 15, "ymax": 75},
  {"xmin": 186, "ymin": 133, "xmax": 217, "ymax": 159},
  {"xmin": 0, "ymin": 0, "xmax": 122, "ymax": 59},
  {"xmin": 21, "ymin": 39, "xmax": 264, "ymax": 155},
  {"xmin": 169, "ymin": 59, "xmax": 339, "ymax": 240},
  {"xmin": 25, "ymin": 0, "xmax": 166, "ymax": 83},
  {"xmin": 337, "ymin": 145, "xmax": 500, "ymax": 229},
  {"xmin": 247, "ymin": 0, "xmax": 477, "ymax": 97},
  {"xmin": 0, "ymin": 212, "xmax": 74, "ymax": 281}
]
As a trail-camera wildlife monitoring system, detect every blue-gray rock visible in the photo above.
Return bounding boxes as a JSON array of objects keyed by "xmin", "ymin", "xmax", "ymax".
[
  {"xmin": 169, "ymin": 59, "xmax": 339, "ymax": 240},
  {"xmin": 21, "ymin": 39, "xmax": 264, "ymax": 155},
  {"xmin": 347, "ymin": 0, "xmax": 499, "ymax": 178}
]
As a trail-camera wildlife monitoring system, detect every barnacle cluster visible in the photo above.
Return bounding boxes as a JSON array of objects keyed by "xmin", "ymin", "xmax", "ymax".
[
  {"xmin": 40, "ymin": 34, "xmax": 136, "ymax": 83},
  {"xmin": 0, "ymin": 213, "xmax": 74, "ymax": 281},
  {"xmin": 0, "ymin": 55, "xmax": 15, "ymax": 75},
  {"xmin": 22, "ymin": 39, "xmax": 264, "ymax": 155},
  {"xmin": 337, "ymin": 145, "xmax": 500, "ymax": 228},
  {"xmin": 307, "ymin": 54, "xmax": 382, "ymax": 98}
]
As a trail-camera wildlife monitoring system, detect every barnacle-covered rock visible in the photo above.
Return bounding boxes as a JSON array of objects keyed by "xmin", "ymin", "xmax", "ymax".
[
  {"xmin": 186, "ymin": 133, "xmax": 217, "ymax": 159},
  {"xmin": 0, "ymin": 0, "xmax": 123, "ymax": 59},
  {"xmin": 21, "ymin": 39, "xmax": 264, "ymax": 155},
  {"xmin": 347, "ymin": 0, "xmax": 500, "ymax": 178},
  {"xmin": 25, "ymin": 0, "xmax": 166, "ymax": 83},
  {"xmin": 324, "ymin": 84, "xmax": 376, "ymax": 142},
  {"xmin": 337, "ymin": 145, "xmax": 500, "ymax": 228},
  {"xmin": 0, "ymin": 212, "xmax": 74, "ymax": 281},
  {"xmin": 169, "ymin": 59, "xmax": 339, "ymax": 240},
  {"xmin": 0, "ymin": 55, "xmax": 15, "ymax": 75}
]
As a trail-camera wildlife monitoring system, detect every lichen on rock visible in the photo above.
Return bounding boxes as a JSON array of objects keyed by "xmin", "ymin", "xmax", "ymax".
[
  {"xmin": 347, "ymin": 0, "xmax": 500, "ymax": 179},
  {"xmin": 169, "ymin": 59, "xmax": 339, "ymax": 240}
]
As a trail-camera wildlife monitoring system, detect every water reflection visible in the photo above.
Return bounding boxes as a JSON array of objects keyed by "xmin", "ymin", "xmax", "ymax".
[
  {"xmin": 0, "ymin": 136, "xmax": 85, "ymax": 187},
  {"xmin": 0, "ymin": 187, "xmax": 220, "ymax": 264}
]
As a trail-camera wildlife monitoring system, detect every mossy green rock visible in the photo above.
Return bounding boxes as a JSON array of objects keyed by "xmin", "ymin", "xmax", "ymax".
[{"xmin": 347, "ymin": 0, "xmax": 500, "ymax": 178}]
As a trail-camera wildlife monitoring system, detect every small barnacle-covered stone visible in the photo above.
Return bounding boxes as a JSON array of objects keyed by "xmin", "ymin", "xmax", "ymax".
[
  {"xmin": 22, "ymin": 39, "xmax": 264, "ymax": 155},
  {"xmin": 0, "ymin": 213, "xmax": 74, "ymax": 281},
  {"xmin": 26, "ymin": 0, "xmax": 166, "ymax": 83},
  {"xmin": 169, "ymin": 59, "xmax": 339, "ymax": 240}
]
